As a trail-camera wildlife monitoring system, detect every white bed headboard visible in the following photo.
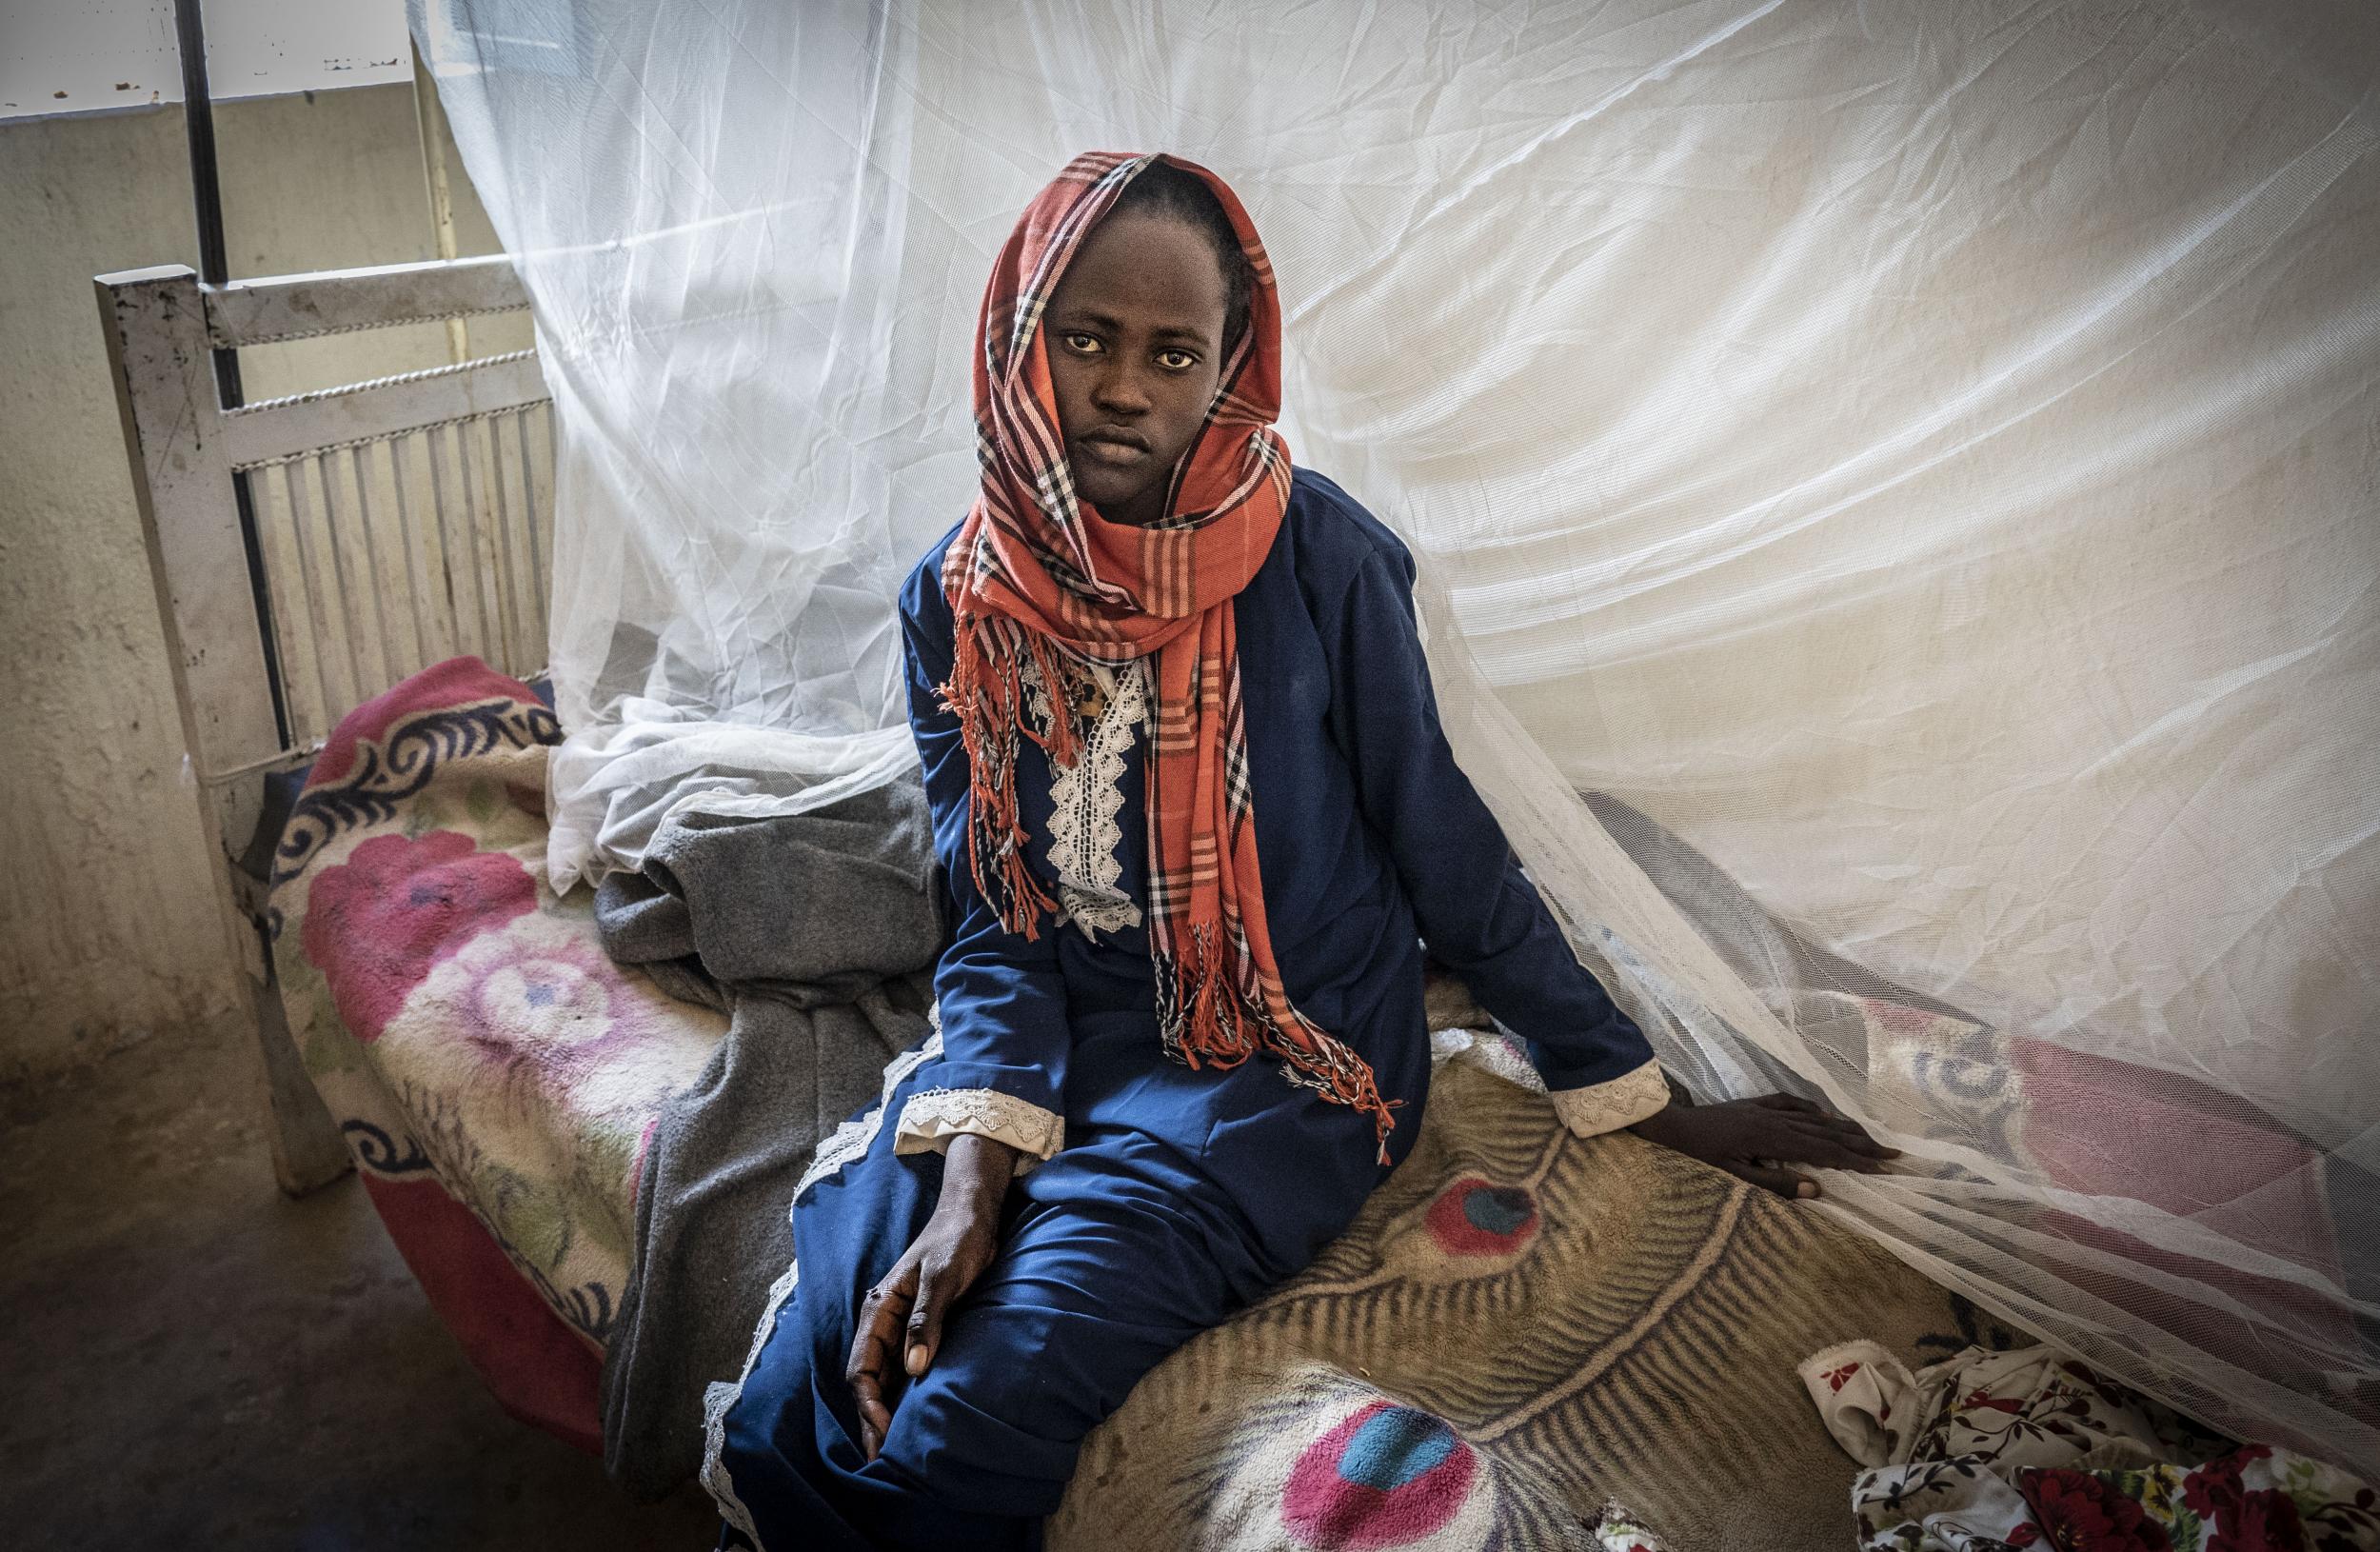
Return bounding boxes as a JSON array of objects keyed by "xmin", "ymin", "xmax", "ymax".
[
  {"xmin": 93, "ymin": 254, "xmax": 554, "ymax": 1193},
  {"xmin": 97, "ymin": 254, "xmax": 553, "ymax": 772}
]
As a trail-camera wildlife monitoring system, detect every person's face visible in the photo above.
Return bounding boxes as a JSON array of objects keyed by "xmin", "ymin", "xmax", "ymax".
[{"xmin": 1043, "ymin": 209, "xmax": 1230, "ymax": 527}]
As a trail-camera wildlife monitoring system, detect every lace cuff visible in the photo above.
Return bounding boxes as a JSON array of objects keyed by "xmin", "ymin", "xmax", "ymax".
[
  {"xmin": 1548, "ymin": 1058, "xmax": 1672, "ymax": 1139},
  {"xmin": 893, "ymin": 1086, "xmax": 1066, "ymax": 1173}
]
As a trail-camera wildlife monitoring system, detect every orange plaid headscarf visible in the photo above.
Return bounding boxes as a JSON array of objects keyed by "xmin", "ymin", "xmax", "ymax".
[{"xmin": 941, "ymin": 151, "xmax": 1397, "ymax": 1157}]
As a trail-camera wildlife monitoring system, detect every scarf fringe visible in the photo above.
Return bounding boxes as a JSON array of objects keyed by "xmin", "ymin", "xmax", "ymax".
[
  {"xmin": 943, "ymin": 612, "xmax": 1063, "ymax": 940},
  {"xmin": 1156, "ymin": 924, "xmax": 1400, "ymax": 1164}
]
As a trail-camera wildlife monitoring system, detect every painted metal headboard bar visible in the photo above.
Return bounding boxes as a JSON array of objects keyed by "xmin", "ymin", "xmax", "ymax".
[
  {"xmin": 97, "ymin": 263, "xmax": 282, "ymax": 785},
  {"xmin": 215, "ymin": 350, "xmax": 551, "ymax": 471},
  {"xmin": 203, "ymin": 252, "xmax": 532, "ymax": 348}
]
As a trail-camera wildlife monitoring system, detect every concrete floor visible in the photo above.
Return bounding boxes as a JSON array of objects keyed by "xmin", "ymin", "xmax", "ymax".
[{"xmin": 0, "ymin": 1014, "xmax": 719, "ymax": 1549}]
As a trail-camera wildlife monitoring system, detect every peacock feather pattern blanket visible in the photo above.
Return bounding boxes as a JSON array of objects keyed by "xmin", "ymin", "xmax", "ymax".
[{"xmin": 1046, "ymin": 1031, "xmax": 2003, "ymax": 1552}]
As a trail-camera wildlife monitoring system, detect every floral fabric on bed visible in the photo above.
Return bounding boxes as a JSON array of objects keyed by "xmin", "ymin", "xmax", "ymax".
[
  {"xmin": 1802, "ymin": 1339, "xmax": 2379, "ymax": 1551},
  {"xmin": 269, "ymin": 659, "xmax": 726, "ymax": 1385}
]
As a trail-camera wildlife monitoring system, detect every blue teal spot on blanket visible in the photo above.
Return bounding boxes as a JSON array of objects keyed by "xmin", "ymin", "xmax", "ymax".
[
  {"xmin": 1461, "ymin": 1187, "xmax": 1532, "ymax": 1237},
  {"xmin": 1338, "ymin": 1408, "xmax": 1455, "ymax": 1491}
]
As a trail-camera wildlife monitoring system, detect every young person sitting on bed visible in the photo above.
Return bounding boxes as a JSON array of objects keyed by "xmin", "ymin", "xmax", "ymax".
[{"xmin": 710, "ymin": 151, "xmax": 1894, "ymax": 1552}]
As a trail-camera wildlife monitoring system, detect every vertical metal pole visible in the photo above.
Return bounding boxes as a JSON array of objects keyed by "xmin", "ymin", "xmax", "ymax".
[
  {"xmin": 409, "ymin": 38, "xmax": 473, "ymax": 365},
  {"xmin": 173, "ymin": 0, "xmax": 290, "ymax": 746}
]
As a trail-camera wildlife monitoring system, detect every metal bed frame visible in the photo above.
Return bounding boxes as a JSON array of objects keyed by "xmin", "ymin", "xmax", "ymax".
[{"xmin": 93, "ymin": 254, "xmax": 555, "ymax": 1194}]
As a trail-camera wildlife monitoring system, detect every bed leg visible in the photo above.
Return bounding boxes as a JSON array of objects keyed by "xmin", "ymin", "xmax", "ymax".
[{"xmin": 234, "ymin": 901, "xmax": 353, "ymax": 1197}]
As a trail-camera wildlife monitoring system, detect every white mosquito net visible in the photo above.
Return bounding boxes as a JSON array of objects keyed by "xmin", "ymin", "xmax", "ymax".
[{"xmin": 414, "ymin": 0, "xmax": 2379, "ymax": 1468}]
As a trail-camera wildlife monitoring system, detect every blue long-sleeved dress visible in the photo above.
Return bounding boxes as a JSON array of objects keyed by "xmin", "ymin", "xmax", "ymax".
[{"xmin": 708, "ymin": 469, "xmax": 1667, "ymax": 1552}]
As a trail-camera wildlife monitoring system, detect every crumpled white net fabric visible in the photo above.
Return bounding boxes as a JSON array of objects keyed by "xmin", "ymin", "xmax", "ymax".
[{"xmin": 416, "ymin": 0, "xmax": 2378, "ymax": 1467}]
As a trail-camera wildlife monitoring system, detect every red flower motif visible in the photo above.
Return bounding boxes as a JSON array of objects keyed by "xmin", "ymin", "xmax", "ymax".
[
  {"xmin": 2186, "ymin": 1457, "xmax": 2244, "ymax": 1520},
  {"xmin": 2210, "ymin": 1490, "xmax": 2308, "ymax": 1552},
  {"xmin": 1824, "ymin": 1363, "xmax": 1862, "ymax": 1393},
  {"xmin": 2183, "ymin": 1449, "xmax": 2308, "ymax": 1552},
  {"xmin": 2017, "ymin": 1468, "xmax": 2172, "ymax": 1552},
  {"xmin": 302, "ymin": 831, "xmax": 537, "ymax": 1042}
]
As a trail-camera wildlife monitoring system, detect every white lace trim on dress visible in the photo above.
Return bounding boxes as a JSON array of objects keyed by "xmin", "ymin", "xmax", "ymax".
[
  {"xmin": 701, "ymin": 1019, "xmax": 945, "ymax": 1549},
  {"xmin": 1024, "ymin": 657, "xmax": 1149, "ymax": 942},
  {"xmin": 1548, "ymin": 1057, "xmax": 1673, "ymax": 1138},
  {"xmin": 893, "ymin": 1084, "xmax": 1066, "ymax": 1171}
]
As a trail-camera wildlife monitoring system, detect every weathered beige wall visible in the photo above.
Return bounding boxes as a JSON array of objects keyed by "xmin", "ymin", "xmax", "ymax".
[{"xmin": 0, "ymin": 84, "xmax": 509, "ymax": 1082}]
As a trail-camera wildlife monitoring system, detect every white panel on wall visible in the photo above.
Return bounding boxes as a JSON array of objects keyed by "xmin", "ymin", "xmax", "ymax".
[{"xmin": 1, "ymin": 0, "xmax": 409, "ymax": 119}]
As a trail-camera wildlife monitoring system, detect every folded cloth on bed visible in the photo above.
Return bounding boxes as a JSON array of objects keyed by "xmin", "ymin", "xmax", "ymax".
[{"xmin": 593, "ymin": 791, "xmax": 941, "ymax": 1498}]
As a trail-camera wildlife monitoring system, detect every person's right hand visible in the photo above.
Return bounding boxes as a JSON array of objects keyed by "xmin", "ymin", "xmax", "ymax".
[
  {"xmin": 1630, "ymin": 1092, "xmax": 1897, "ymax": 1200},
  {"xmin": 846, "ymin": 1131, "xmax": 1020, "ymax": 1462}
]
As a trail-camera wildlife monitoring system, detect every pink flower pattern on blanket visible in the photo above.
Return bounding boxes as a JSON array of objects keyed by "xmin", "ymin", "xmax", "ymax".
[
  {"xmin": 303, "ymin": 830, "xmax": 538, "ymax": 1042},
  {"xmin": 270, "ymin": 660, "xmax": 730, "ymax": 1454},
  {"xmin": 441, "ymin": 926, "xmax": 664, "ymax": 1085}
]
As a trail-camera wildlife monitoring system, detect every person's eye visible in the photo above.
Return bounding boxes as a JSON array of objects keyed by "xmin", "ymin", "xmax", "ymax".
[
  {"xmin": 1061, "ymin": 331, "xmax": 1103, "ymax": 356},
  {"xmin": 1157, "ymin": 348, "xmax": 1199, "ymax": 371}
]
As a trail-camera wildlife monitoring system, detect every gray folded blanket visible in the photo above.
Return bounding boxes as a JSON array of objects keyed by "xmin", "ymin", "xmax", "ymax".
[{"xmin": 593, "ymin": 778, "xmax": 941, "ymax": 1498}]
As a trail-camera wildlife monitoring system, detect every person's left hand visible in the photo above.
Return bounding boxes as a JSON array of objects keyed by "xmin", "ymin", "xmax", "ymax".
[
  {"xmin": 847, "ymin": 1133, "xmax": 1016, "ymax": 1462},
  {"xmin": 1629, "ymin": 1093, "xmax": 1898, "ymax": 1200}
]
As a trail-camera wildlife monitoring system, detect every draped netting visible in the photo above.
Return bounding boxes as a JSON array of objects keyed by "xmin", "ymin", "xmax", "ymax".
[{"xmin": 414, "ymin": 0, "xmax": 2379, "ymax": 1468}]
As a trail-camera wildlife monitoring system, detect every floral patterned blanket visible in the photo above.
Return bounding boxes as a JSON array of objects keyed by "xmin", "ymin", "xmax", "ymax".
[
  {"xmin": 1800, "ymin": 1340, "xmax": 2379, "ymax": 1551},
  {"xmin": 269, "ymin": 658, "xmax": 727, "ymax": 1448}
]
